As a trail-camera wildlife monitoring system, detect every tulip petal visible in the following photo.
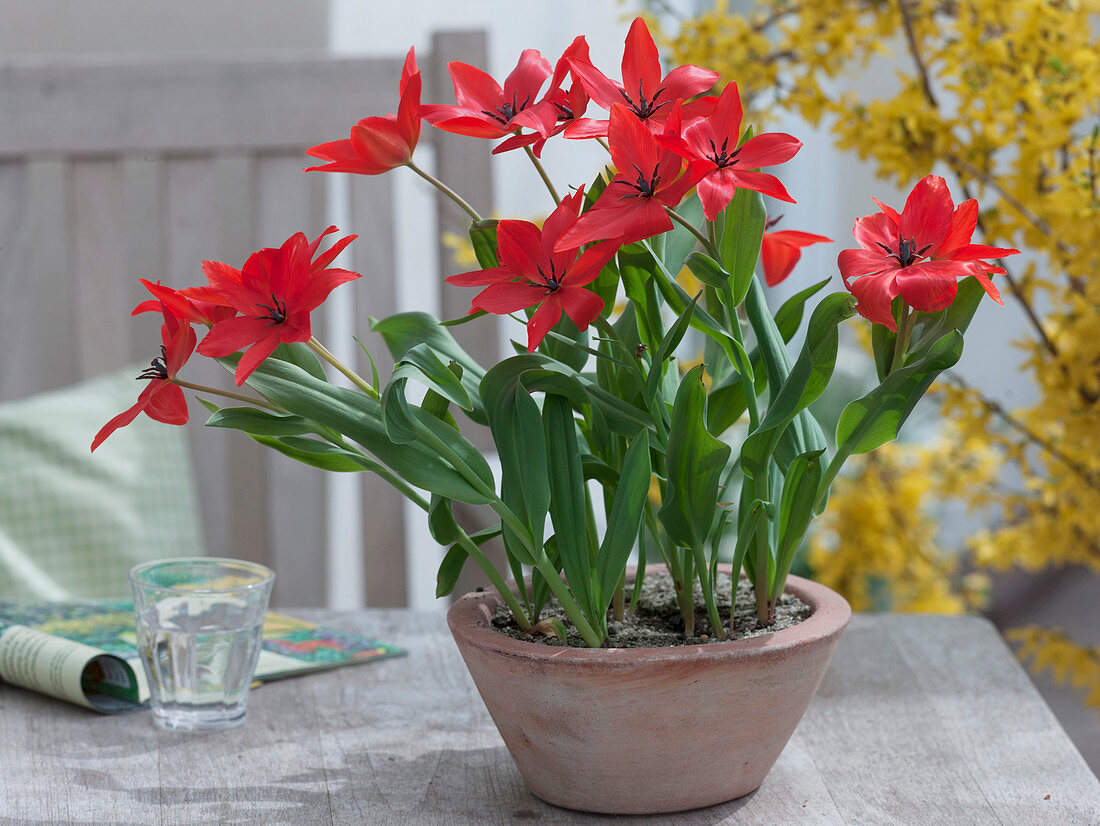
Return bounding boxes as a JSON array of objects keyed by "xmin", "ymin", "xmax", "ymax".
[
  {"xmin": 872, "ymin": 197, "xmax": 901, "ymax": 226},
  {"xmin": 607, "ymin": 104, "xmax": 660, "ymax": 179},
  {"xmin": 838, "ymin": 248, "xmax": 894, "ymax": 284},
  {"xmin": 565, "ymin": 240, "xmax": 620, "ymax": 288},
  {"xmin": 396, "ymin": 70, "xmax": 422, "ymax": 145},
  {"xmin": 198, "ymin": 315, "xmax": 275, "ymax": 358},
  {"xmin": 350, "ymin": 116, "xmax": 415, "ymax": 171},
  {"xmin": 399, "ymin": 47, "xmax": 419, "ymax": 98},
  {"xmin": 235, "ymin": 332, "xmax": 284, "ymax": 386},
  {"xmin": 847, "ymin": 271, "xmax": 899, "ymax": 331},
  {"xmin": 554, "ymin": 195, "xmax": 670, "ymax": 250},
  {"xmin": 899, "ymin": 175, "xmax": 954, "ymax": 249},
  {"xmin": 91, "ymin": 389, "xmax": 154, "ymax": 452},
  {"xmin": 948, "ymin": 243, "xmax": 1021, "ymax": 261},
  {"xmin": 492, "ymin": 131, "xmax": 542, "ymax": 154},
  {"xmin": 540, "ymin": 190, "xmax": 586, "ymax": 268},
  {"xmin": 566, "ymin": 60, "xmax": 623, "ymax": 113},
  {"xmin": 695, "ymin": 175, "xmax": 736, "ymax": 222},
  {"xmin": 164, "ymin": 324, "xmax": 197, "ymax": 376},
  {"xmin": 767, "ymin": 230, "xmax": 832, "ymax": 248},
  {"xmin": 310, "ymin": 231, "xmax": 357, "ymax": 272},
  {"xmin": 621, "ymin": 18, "xmax": 662, "ymax": 103},
  {"xmin": 492, "ymin": 221, "xmax": 543, "ymax": 285},
  {"xmin": 736, "ymin": 132, "xmax": 803, "ymax": 168},
  {"xmin": 502, "ymin": 49, "xmax": 552, "ymax": 104},
  {"xmin": 562, "ymin": 116, "xmax": 611, "ymax": 140},
  {"xmin": 526, "ymin": 296, "xmax": 564, "ymax": 351},
  {"xmin": 418, "ymin": 113, "xmax": 507, "ymax": 139},
  {"xmin": 305, "ymin": 138, "xmax": 360, "ymax": 163},
  {"xmin": 470, "ymin": 282, "xmax": 546, "ymax": 315},
  {"xmin": 894, "ymin": 261, "xmax": 961, "ymax": 313},
  {"xmin": 852, "ymin": 212, "xmax": 899, "ymax": 254},
  {"xmin": 761, "ymin": 235, "xmax": 801, "ymax": 286},
  {"xmin": 935, "ymin": 197, "xmax": 978, "ymax": 257},
  {"xmin": 963, "ymin": 264, "xmax": 1005, "ymax": 305},
  {"xmin": 559, "ymin": 287, "xmax": 604, "ymax": 331},
  {"xmin": 660, "ymin": 64, "xmax": 721, "ymax": 103},
  {"xmin": 296, "ymin": 267, "xmax": 362, "ymax": 314},
  {"xmin": 446, "ymin": 266, "xmax": 514, "ymax": 287},
  {"xmin": 724, "ymin": 169, "xmax": 796, "ymax": 203},
  {"xmin": 447, "ymin": 61, "xmax": 504, "ymax": 112},
  {"xmin": 144, "ymin": 382, "xmax": 189, "ymax": 426},
  {"xmin": 702, "ymin": 82, "xmax": 743, "ymax": 148}
]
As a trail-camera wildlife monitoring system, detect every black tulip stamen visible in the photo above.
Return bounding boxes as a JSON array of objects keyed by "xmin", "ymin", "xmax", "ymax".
[
  {"xmin": 707, "ymin": 137, "xmax": 741, "ymax": 169},
  {"xmin": 138, "ymin": 346, "xmax": 169, "ymax": 381},
  {"xmin": 619, "ymin": 163, "xmax": 662, "ymax": 200},
  {"xmin": 621, "ymin": 81, "xmax": 668, "ymax": 119},
  {"xmin": 553, "ymin": 101, "xmax": 574, "ymax": 122},
  {"xmin": 877, "ymin": 238, "xmax": 933, "ymax": 268},
  {"xmin": 482, "ymin": 91, "xmax": 531, "ymax": 126},
  {"xmin": 257, "ymin": 294, "xmax": 288, "ymax": 325},
  {"xmin": 538, "ymin": 262, "xmax": 562, "ymax": 294}
]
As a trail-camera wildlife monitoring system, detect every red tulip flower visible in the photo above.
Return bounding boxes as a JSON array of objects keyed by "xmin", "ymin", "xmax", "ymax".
[
  {"xmin": 198, "ymin": 227, "xmax": 360, "ymax": 385},
  {"xmin": 494, "ymin": 37, "xmax": 591, "ymax": 157},
  {"xmin": 761, "ymin": 230, "xmax": 832, "ymax": 287},
  {"xmin": 447, "ymin": 188, "xmax": 618, "ymax": 351},
  {"xmin": 554, "ymin": 104, "xmax": 695, "ymax": 251},
  {"xmin": 420, "ymin": 50, "xmax": 553, "ymax": 141},
  {"xmin": 91, "ymin": 305, "xmax": 196, "ymax": 452},
  {"xmin": 565, "ymin": 17, "xmax": 718, "ymax": 139},
  {"xmin": 838, "ymin": 175, "xmax": 1019, "ymax": 331},
  {"xmin": 133, "ymin": 280, "xmax": 236, "ymax": 327},
  {"xmin": 657, "ymin": 82, "xmax": 802, "ymax": 220},
  {"xmin": 305, "ymin": 47, "xmax": 421, "ymax": 175}
]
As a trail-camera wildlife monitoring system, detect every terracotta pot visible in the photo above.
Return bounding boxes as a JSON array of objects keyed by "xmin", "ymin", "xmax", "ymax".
[{"xmin": 446, "ymin": 568, "xmax": 850, "ymax": 815}]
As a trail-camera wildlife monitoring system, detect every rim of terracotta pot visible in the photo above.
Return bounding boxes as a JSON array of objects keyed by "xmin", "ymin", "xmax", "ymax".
[{"xmin": 447, "ymin": 567, "xmax": 851, "ymax": 667}]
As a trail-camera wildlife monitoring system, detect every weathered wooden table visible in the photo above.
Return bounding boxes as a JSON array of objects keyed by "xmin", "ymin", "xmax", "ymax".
[{"xmin": 0, "ymin": 612, "xmax": 1096, "ymax": 825}]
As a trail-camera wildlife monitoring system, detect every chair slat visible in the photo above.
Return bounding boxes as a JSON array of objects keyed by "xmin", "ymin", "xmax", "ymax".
[
  {"xmin": 70, "ymin": 158, "xmax": 130, "ymax": 379},
  {"xmin": 0, "ymin": 161, "xmax": 36, "ymax": 400},
  {"xmin": 349, "ymin": 173, "xmax": 409, "ymax": 607},
  {"xmin": 0, "ymin": 56, "xmax": 403, "ymax": 157},
  {"xmin": 255, "ymin": 151, "xmax": 327, "ymax": 607}
]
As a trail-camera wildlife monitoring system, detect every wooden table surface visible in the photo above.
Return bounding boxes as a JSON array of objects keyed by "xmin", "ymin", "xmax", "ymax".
[{"xmin": 0, "ymin": 611, "xmax": 1097, "ymax": 825}]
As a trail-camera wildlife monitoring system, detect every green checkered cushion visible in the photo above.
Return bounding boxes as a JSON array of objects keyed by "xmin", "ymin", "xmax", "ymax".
[{"xmin": 0, "ymin": 369, "xmax": 205, "ymax": 599}]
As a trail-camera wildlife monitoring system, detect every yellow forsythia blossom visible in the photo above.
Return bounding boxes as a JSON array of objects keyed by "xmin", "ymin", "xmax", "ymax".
[
  {"xmin": 661, "ymin": 0, "xmax": 1100, "ymax": 714},
  {"xmin": 1009, "ymin": 627, "xmax": 1100, "ymax": 712}
]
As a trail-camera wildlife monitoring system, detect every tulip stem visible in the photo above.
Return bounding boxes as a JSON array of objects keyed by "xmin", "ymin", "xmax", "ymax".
[
  {"xmin": 172, "ymin": 379, "xmax": 279, "ymax": 410},
  {"xmin": 891, "ymin": 304, "xmax": 916, "ymax": 375},
  {"xmin": 308, "ymin": 337, "xmax": 379, "ymax": 399},
  {"xmin": 405, "ymin": 161, "xmax": 483, "ymax": 222},
  {"xmin": 665, "ymin": 206, "xmax": 714, "ymax": 256},
  {"xmin": 523, "ymin": 145, "xmax": 561, "ymax": 204}
]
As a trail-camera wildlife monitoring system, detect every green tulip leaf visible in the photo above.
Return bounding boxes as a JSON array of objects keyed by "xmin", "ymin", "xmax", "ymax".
[{"xmin": 659, "ymin": 365, "xmax": 732, "ymax": 552}]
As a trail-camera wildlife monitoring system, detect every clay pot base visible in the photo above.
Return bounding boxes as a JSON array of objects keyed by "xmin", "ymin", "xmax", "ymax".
[{"xmin": 448, "ymin": 568, "xmax": 851, "ymax": 815}]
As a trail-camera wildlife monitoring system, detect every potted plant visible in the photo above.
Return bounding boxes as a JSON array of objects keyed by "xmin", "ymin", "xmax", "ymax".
[{"xmin": 92, "ymin": 17, "xmax": 1016, "ymax": 814}]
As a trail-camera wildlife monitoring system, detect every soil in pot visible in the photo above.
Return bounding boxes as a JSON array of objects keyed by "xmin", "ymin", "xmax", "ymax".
[{"xmin": 490, "ymin": 570, "xmax": 811, "ymax": 648}]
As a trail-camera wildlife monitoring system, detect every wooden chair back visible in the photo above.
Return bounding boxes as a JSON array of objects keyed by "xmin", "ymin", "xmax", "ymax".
[{"xmin": 0, "ymin": 32, "xmax": 497, "ymax": 607}]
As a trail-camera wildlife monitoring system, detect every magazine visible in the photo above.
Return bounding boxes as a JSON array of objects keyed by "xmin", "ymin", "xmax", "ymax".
[{"xmin": 0, "ymin": 601, "xmax": 404, "ymax": 712}]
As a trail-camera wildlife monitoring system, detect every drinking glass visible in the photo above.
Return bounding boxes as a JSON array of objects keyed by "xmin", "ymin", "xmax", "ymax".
[{"xmin": 129, "ymin": 557, "xmax": 275, "ymax": 732}]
